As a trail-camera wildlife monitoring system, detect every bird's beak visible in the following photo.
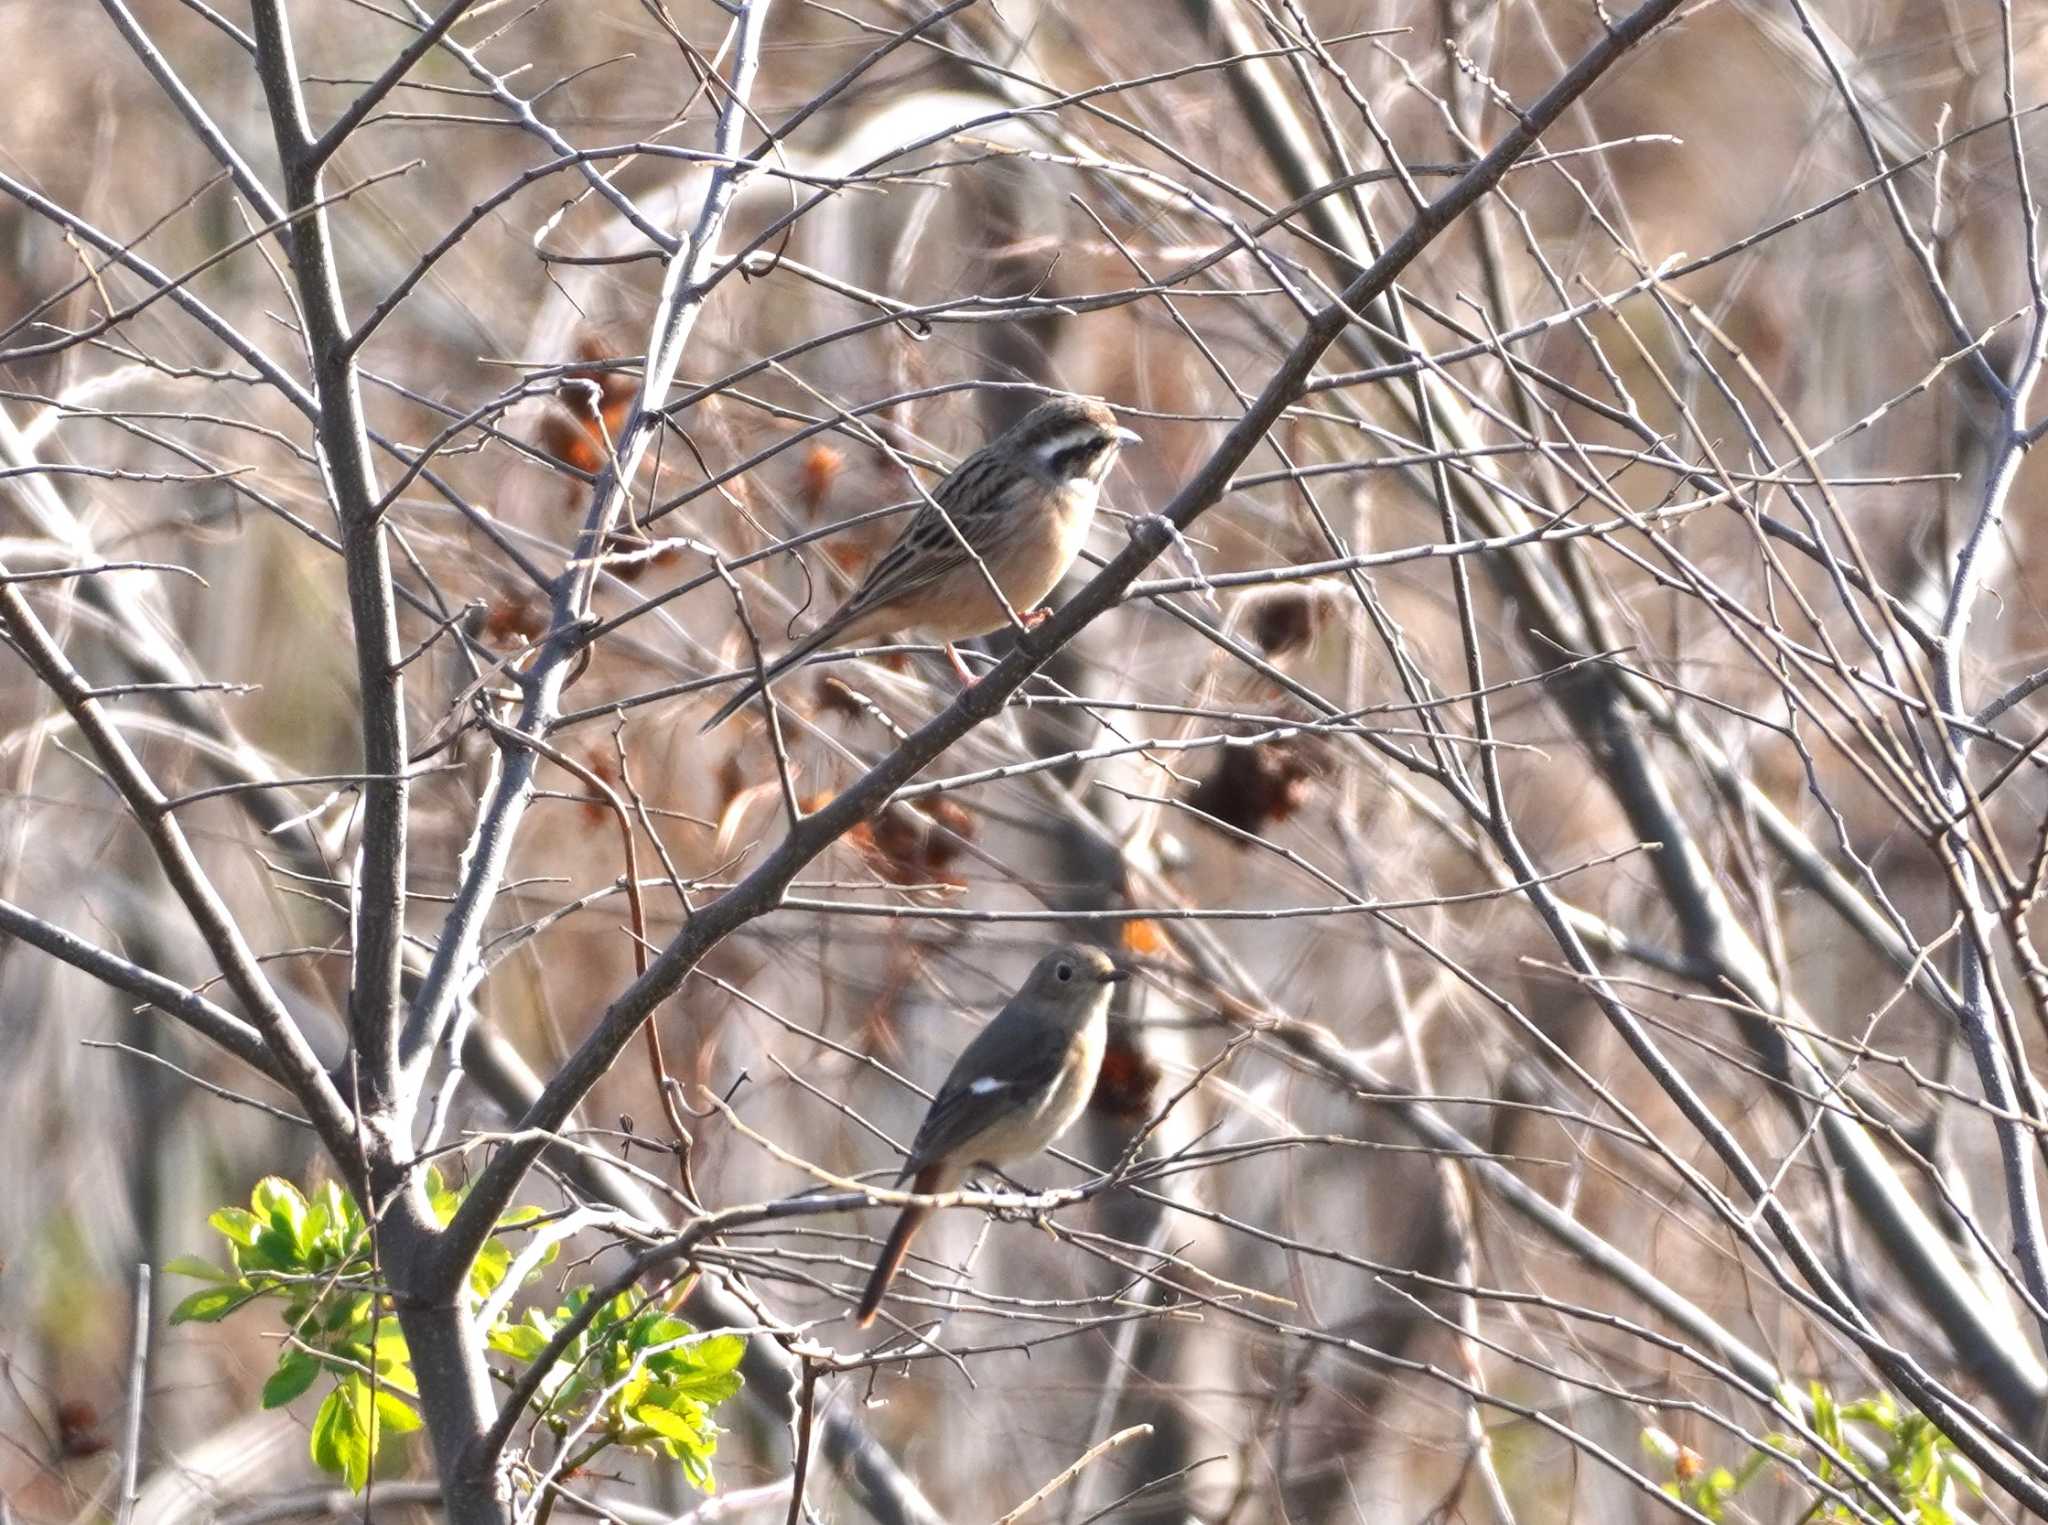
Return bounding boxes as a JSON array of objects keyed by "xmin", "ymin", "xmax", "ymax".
[
  {"xmin": 1101, "ymin": 967, "xmax": 1130, "ymax": 984},
  {"xmin": 1111, "ymin": 426, "xmax": 1142, "ymax": 446}
]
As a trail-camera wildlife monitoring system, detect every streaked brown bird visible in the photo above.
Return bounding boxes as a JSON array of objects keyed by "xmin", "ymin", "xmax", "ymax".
[
  {"xmin": 854, "ymin": 943, "xmax": 1123, "ymax": 1328},
  {"xmin": 702, "ymin": 396, "xmax": 1138, "ymax": 730}
]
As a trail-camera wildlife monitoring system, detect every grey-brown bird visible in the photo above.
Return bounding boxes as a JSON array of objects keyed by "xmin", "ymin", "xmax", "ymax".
[
  {"xmin": 702, "ymin": 397, "xmax": 1138, "ymax": 730},
  {"xmin": 854, "ymin": 943, "xmax": 1123, "ymax": 1328}
]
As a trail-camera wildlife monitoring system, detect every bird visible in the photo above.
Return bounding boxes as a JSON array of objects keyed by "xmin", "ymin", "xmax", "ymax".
[
  {"xmin": 853, "ymin": 942, "xmax": 1125, "ymax": 1328},
  {"xmin": 701, "ymin": 396, "xmax": 1139, "ymax": 730}
]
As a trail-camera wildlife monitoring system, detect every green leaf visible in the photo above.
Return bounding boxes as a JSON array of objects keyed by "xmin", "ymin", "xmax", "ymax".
[
  {"xmin": 300, "ymin": 1199, "xmax": 331, "ymax": 1261},
  {"xmin": 470, "ymin": 1237, "xmax": 512, "ymax": 1301},
  {"xmin": 312, "ymin": 1182, "xmax": 351, "ymax": 1250},
  {"xmin": 244, "ymin": 1226, "xmax": 301, "ymax": 1274},
  {"xmin": 371, "ymin": 1324, "xmax": 412, "ymax": 1361},
  {"xmin": 252, "ymin": 1175, "xmax": 307, "ymax": 1216},
  {"xmin": 632, "ymin": 1399, "xmax": 709, "ymax": 1453},
  {"xmin": 162, "ymin": 1255, "xmax": 232, "ymax": 1282},
  {"xmin": 1898, "ymin": 1432, "xmax": 1935, "ymax": 1492},
  {"xmin": 488, "ymin": 1323, "xmax": 551, "ymax": 1361},
  {"xmin": 671, "ymin": 1368, "xmax": 741, "ymax": 1409},
  {"xmin": 1942, "ymin": 1450, "xmax": 1983, "ymax": 1497},
  {"xmin": 1808, "ymin": 1380, "xmax": 1844, "ymax": 1463},
  {"xmin": 618, "ymin": 1370, "xmax": 652, "ymax": 1414},
  {"xmin": 423, "ymin": 1166, "xmax": 461, "ymax": 1227},
  {"xmin": 308, "ymin": 1375, "xmax": 416, "ymax": 1493},
  {"xmin": 309, "ymin": 1386, "xmax": 355, "ymax": 1488},
  {"xmin": 207, "ymin": 1207, "xmax": 261, "ymax": 1248},
  {"xmin": 1697, "ymin": 1480, "xmax": 1728, "ymax": 1521},
  {"xmin": 329, "ymin": 1378, "xmax": 376, "ymax": 1491},
  {"xmin": 678, "ymin": 1442, "xmax": 717, "ymax": 1493},
  {"xmin": 552, "ymin": 1370, "xmax": 593, "ymax": 1415},
  {"xmin": 262, "ymin": 1351, "xmax": 322, "ymax": 1410},
  {"xmin": 372, "ymin": 1350, "xmax": 419, "ymax": 1400},
  {"xmin": 660, "ymin": 1335, "xmax": 745, "ymax": 1406},
  {"xmin": 493, "ymin": 1206, "xmax": 557, "ymax": 1275},
  {"xmin": 632, "ymin": 1315, "xmax": 692, "ymax": 1352},
  {"xmin": 168, "ymin": 1284, "xmax": 259, "ymax": 1325},
  {"xmin": 323, "ymin": 1291, "xmax": 374, "ymax": 1335},
  {"xmin": 253, "ymin": 1176, "xmax": 309, "ymax": 1247},
  {"xmin": 371, "ymin": 1389, "xmax": 421, "ymax": 1435}
]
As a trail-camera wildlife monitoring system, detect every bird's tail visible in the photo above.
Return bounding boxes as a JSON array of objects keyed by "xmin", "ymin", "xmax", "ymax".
[
  {"xmin": 698, "ymin": 622, "xmax": 835, "ymax": 732},
  {"xmin": 854, "ymin": 1168, "xmax": 941, "ymax": 1326}
]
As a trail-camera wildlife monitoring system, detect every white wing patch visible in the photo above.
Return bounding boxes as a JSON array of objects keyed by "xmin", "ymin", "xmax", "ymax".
[{"xmin": 966, "ymin": 1077, "xmax": 1011, "ymax": 1096}]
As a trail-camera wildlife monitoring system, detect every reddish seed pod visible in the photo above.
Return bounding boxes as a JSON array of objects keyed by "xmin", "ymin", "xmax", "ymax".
[
  {"xmin": 1243, "ymin": 586, "xmax": 1324, "ymax": 659},
  {"xmin": 1185, "ymin": 740, "xmax": 1318, "ymax": 840}
]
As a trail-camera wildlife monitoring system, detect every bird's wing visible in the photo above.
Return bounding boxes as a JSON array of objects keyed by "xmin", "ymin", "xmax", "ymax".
[
  {"xmin": 830, "ymin": 452, "xmax": 1020, "ymax": 625},
  {"xmin": 701, "ymin": 454, "xmax": 1016, "ymax": 729},
  {"xmin": 901, "ymin": 1006, "xmax": 1074, "ymax": 1174}
]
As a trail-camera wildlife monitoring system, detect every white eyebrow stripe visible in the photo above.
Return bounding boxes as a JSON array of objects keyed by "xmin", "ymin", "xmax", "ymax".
[{"xmin": 1030, "ymin": 424, "xmax": 1104, "ymax": 456}]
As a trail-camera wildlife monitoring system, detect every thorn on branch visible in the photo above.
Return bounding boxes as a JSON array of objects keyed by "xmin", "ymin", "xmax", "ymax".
[{"xmin": 1442, "ymin": 39, "xmax": 1532, "ymax": 128}]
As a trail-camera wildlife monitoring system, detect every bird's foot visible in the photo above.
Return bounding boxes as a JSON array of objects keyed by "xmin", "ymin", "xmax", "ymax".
[
  {"xmin": 973, "ymin": 1168, "xmax": 1039, "ymax": 1218},
  {"xmin": 945, "ymin": 642, "xmax": 978, "ymax": 685}
]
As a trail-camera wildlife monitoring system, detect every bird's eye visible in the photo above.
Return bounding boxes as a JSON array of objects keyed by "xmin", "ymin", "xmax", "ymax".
[
  {"xmin": 1048, "ymin": 442, "xmax": 1102, "ymax": 478},
  {"xmin": 1055, "ymin": 962, "xmax": 1073, "ymax": 982}
]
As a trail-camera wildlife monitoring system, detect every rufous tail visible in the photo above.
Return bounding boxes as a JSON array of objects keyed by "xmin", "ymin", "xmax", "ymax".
[{"xmin": 854, "ymin": 1170, "xmax": 939, "ymax": 1326}]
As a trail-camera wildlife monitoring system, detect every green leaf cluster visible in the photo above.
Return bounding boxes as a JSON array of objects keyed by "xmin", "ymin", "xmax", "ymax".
[
  {"xmin": 168, "ymin": 1176, "xmax": 421, "ymax": 1491},
  {"xmin": 488, "ymin": 1290, "xmax": 745, "ymax": 1492},
  {"xmin": 1641, "ymin": 1381, "xmax": 1982, "ymax": 1523},
  {"xmin": 169, "ymin": 1175, "xmax": 740, "ymax": 1497}
]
